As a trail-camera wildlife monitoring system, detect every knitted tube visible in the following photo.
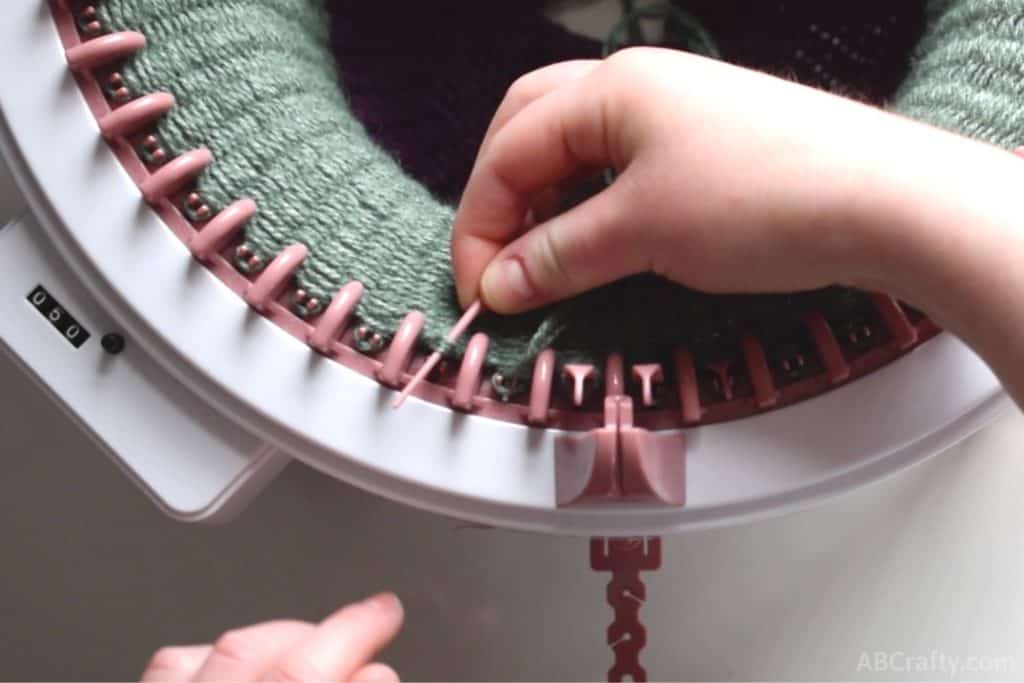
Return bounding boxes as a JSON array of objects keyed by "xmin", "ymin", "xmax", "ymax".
[{"xmin": 96, "ymin": 0, "xmax": 1024, "ymax": 374}]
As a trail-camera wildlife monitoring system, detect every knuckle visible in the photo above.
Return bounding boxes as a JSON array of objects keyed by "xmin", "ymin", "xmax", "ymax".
[
  {"xmin": 505, "ymin": 73, "xmax": 539, "ymax": 107},
  {"xmin": 266, "ymin": 660, "xmax": 324, "ymax": 683},
  {"xmin": 144, "ymin": 647, "xmax": 194, "ymax": 675},
  {"xmin": 603, "ymin": 46, "xmax": 650, "ymax": 76},
  {"xmin": 363, "ymin": 663, "xmax": 400, "ymax": 682},
  {"xmin": 538, "ymin": 227, "xmax": 573, "ymax": 290},
  {"xmin": 211, "ymin": 628, "xmax": 257, "ymax": 664}
]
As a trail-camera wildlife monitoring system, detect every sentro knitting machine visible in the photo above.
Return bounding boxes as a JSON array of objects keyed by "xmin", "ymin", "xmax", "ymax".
[{"xmin": 0, "ymin": 1, "xmax": 1013, "ymax": 679}]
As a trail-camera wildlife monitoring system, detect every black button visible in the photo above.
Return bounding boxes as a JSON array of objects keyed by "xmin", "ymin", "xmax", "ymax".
[{"xmin": 101, "ymin": 333, "xmax": 126, "ymax": 355}]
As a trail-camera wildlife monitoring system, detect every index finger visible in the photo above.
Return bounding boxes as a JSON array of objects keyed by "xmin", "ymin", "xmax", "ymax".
[
  {"xmin": 451, "ymin": 67, "xmax": 624, "ymax": 307},
  {"xmin": 264, "ymin": 593, "xmax": 404, "ymax": 682}
]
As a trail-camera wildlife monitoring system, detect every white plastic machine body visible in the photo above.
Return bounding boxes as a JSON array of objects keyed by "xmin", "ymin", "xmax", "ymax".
[{"xmin": 0, "ymin": 0, "xmax": 1011, "ymax": 532}]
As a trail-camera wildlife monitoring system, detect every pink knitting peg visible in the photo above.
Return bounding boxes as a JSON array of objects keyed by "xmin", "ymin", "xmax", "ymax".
[
  {"xmin": 308, "ymin": 281, "xmax": 364, "ymax": 355},
  {"xmin": 870, "ymin": 293, "xmax": 918, "ymax": 350},
  {"xmin": 98, "ymin": 92, "xmax": 175, "ymax": 140},
  {"xmin": 527, "ymin": 349, "xmax": 556, "ymax": 426},
  {"xmin": 673, "ymin": 349, "xmax": 703, "ymax": 424},
  {"xmin": 378, "ymin": 311, "xmax": 426, "ymax": 388},
  {"xmin": 244, "ymin": 243, "xmax": 307, "ymax": 312},
  {"xmin": 804, "ymin": 312, "xmax": 850, "ymax": 384},
  {"xmin": 707, "ymin": 360, "xmax": 735, "ymax": 401},
  {"xmin": 392, "ymin": 300, "xmax": 483, "ymax": 408},
  {"xmin": 188, "ymin": 198, "xmax": 257, "ymax": 262},
  {"xmin": 564, "ymin": 364, "xmax": 596, "ymax": 407},
  {"xmin": 632, "ymin": 364, "xmax": 664, "ymax": 407},
  {"xmin": 66, "ymin": 31, "xmax": 146, "ymax": 71},
  {"xmin": 451, "ymin": 333, "xmax": 490, "ymax": 411},
  {"xmin": 605, "ymin": 353, "xmax": 625, "ymax": 398},
  {"xmin": 742, "ymin": 335, "xmax": 779, "ymax": 409},
  {"xmin": 140, "ymin": 148, "xmax": 212, "ymax": 204}
]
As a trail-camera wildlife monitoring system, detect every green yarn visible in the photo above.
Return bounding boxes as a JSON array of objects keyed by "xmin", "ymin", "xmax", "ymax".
[
  {"xmin": 605, "ymin": 0, "xmax": 722, "ymax": 59},
  {"xmin": 891, "ymin": 0, "xmax": 1024, "ymax": 147},
  {"xmin": 97, "ymin": 0, "xmax": 1024, "ymax": 376},
  {"xmin": 98, "ymin": 0, "xmax": 498, "ymax": 357}
]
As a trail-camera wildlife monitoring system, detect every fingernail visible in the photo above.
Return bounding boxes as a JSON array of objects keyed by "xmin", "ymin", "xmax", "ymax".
[
  {"xmin": 363, "ymin": 592, "xmax": 402, "ymax": 615},
  {"xmin": 482, "ymin": 257, "xmax": 534, "ymax": 308},
  {"xmin": 357, "ymin": 664, "xmax": 400, "ymax": 683}
]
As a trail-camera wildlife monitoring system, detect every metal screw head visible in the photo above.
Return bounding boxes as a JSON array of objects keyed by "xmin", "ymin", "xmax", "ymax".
[
  {"xmin": 139, "ymin": 135, "xmax": 168, "ymax": 166},
  {"xmin": 183, "ymin": 192, "xmax": 213, "ymax": 223},
  {"xmin": 841, "ymin": 320, "xmax": 875, "ymax": 352},
  {"xmin": 353, "ymin": 326, "xmax": 385, "ymax": 354},
  {"xmin": 490, "ymin": 373, "xmax": 524, "ymax": 401},
  {"xmin": 291, "ymin": 289, "xmax": 324, "ymax": 319},
  {"xmin": 104, "ymin": 73, "xmax": 132, "ymax": 103},
  {"xmin": 233, "ymin": 245, "xmax": 265, "ymax": 274},
  {"xmin": 77, "ymin": 6, "xmax": 103, "ymax": 36}
]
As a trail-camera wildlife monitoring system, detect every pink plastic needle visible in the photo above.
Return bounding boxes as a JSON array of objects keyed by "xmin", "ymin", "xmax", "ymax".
[{"xmin": 392, "ymin": 300, "xmax": 484, "ymax": 409}]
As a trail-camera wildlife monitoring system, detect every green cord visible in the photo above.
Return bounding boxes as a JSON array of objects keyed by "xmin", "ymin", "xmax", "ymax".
[
  {"xmin": 607, "ymin": 1, "xmax": 721, "ymax": 58},
  {"xmin": 620, "ymin": 0, "xmax": 645, "ymax": 45}
]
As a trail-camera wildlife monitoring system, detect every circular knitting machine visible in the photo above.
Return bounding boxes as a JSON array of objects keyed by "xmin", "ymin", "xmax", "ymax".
[
  {"xmin": 3, "ymin": 2, "xmax": 1018, "ymax": 678},
  {"xmin": 0, "ymin": 2, "xmax": 1014, "ymax": 537}
]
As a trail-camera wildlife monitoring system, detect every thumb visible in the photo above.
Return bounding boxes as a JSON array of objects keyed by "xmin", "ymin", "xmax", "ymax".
[
  {"xmin": 452, "ymin": 66, "xmax": 641, "ymax": 310},
  {"xmin": 479, "ymin": 176, "xmax": 649, "ymax": 313}
]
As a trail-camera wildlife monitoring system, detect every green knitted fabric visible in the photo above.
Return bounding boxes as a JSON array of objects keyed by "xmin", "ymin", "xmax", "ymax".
[
  {"xmin": 97, "ymin": 0, "xmax": 1024, "ymax": 375},
  {"xmin": 891, "ymin": 0, "xmax": 1024, "ymax": 146}
]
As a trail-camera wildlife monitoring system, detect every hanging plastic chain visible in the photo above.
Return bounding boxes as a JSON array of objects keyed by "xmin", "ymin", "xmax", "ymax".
[{"xmin": 591, "ymin": 537, "xmax": 663, "ymax": 682}]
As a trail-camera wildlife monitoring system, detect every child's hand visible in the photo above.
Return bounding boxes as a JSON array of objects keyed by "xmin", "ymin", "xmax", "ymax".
[
  {"xmin": 451, "ymin": 47, "xmax": 897, "ymax": 313},
  {"xmin": 452, "ymin": 47, "xmax": 1024, "ymax": 408},
  {"xmin": 140, "ymin": 593, "xmax": 403, "ymax": 682}
]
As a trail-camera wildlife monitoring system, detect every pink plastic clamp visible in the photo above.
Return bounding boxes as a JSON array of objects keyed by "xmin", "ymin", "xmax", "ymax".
[{"xmin": 555, "ymin": 354, "xmax": 686, "ymax": 507}]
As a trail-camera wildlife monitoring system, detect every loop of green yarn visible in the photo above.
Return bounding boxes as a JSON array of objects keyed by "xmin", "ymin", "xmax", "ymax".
[
  {"xmin": 605, "ymin": 0, "xmax": 721, "ymax": 59},
  {"xmin": 96, "ymin": 0, "xmax": 1024, "ymax": 378}
]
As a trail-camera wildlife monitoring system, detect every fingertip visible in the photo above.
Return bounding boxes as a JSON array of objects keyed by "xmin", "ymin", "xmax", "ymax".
[
  {"xmin": 351, "ymin": 662, "xmax": 400, "ymax": 683},
  {"xmin": 140, "ymin": 645, "xmax": 212, "ymax": 682},
  {"xmin": 455, "ymin": 282, "xmax": 479, "ymax": 312},
  {"xmin": 451, "ymin": 233, "xmax": 502, "ymax": 312},
  {"xmin": 480, "ymin": 257, "xmax": 538, "ymax": 315},
  {"xmin": 362, "ymin": 592, "xmax": 404, "ymax": 623}
]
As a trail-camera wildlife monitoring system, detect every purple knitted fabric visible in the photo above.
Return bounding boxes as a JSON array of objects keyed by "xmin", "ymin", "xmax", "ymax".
[
  {"xmin": 673, "ymin": 1, "xmax": 925, "ymax": 101},
  {"xmin": 329, "ymin": 1, "xmax": 926, "ymax": 202},
  {"xmin": 329, "ymin": 1, "xmax": 602, "ymax": 204}
]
